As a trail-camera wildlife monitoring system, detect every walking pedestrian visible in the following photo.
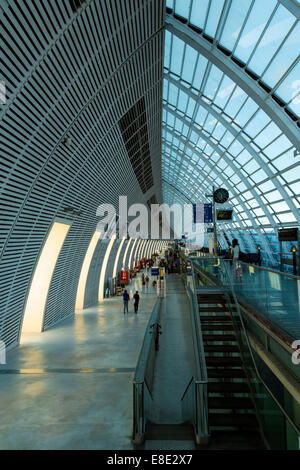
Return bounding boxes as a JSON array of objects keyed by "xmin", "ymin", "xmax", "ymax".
[
  {"xmin": 122, "ymin": 289, "xmax": 130, "ymax": 314},
  {"xmin": 145, "ymin": 274, "xmax": 149, "ymax": 288},
  {"xmin": 133, "ymin": 291, "xmax": 140, "ymax": 313},
  {"xmin": 232, "ymin": 239, "xmax": 242, "ymax": 278}
]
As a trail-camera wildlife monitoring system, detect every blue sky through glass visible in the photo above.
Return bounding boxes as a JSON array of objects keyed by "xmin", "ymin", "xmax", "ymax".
[{"xmin": 162, "ymin": 1, "xmax": 300, "ymax": 264}]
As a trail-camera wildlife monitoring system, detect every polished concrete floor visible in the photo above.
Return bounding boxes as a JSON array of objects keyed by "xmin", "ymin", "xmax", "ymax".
[{"xmin": 0, "ymin": 274, "xmax": 158, "ymax": 450}]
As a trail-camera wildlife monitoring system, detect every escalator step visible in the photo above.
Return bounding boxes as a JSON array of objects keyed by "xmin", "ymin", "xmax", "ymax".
[
  {"xmin": 209, "ymin": 397, "xmax": 254, "ymax": 409},
  {"xmin": 202, "ymin": 324, "xmax": 234, "ymax": 331},
  {"xmin": 209, "ymin": 430, "xmax": 265, "ymax": 450},
  {"xmin": 206, "ymin": 357, "xmax": 243, "ymax": 367},
  {"xmin": 208, "ymin": 369, "xmax": 246, "ymax": 378},
  {"xmin": 200, "ymin": 307, "xmax": 230, "ymax": 313},
  {"xmin": 209, "ymin": 413, "xmax": 258, "ymax": 428},
  {"xmin": 197, "ymin": 295, "xmax": 226, "ymax": 302},
  {"xmin": 204, "ymin": 345, "xmax": 239, "ymax": 353},
  {"xmin": 201, "ymin": 315, "xmax": 231, "ymax": 321},
  {"xmin": 203, "ymin": 334, "xmax": 236, "ymax": 342},
  {"xmin": 208, "ymin": 382, "xmax": 250, "ymax": 394}
]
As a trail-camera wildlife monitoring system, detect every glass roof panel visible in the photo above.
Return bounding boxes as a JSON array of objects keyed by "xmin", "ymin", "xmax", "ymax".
[
  {"xmin": 190, "ymin": 0, "xmax": 210, "ymax": 29},
  {"xmin": 232, "ymin": 0, "xmax": 277, "ymax": 62},
  {"xmin": 219, "ymin": 0, "xmax": 252, "ymax": 51},
  {"xmin": 247, "ymin": 5, "xmax": 295, "ymax": 76},
  {"xmin": 162, "ymin": 4, "xmax": 300, "ymax": 239},
  {"xmin": 276, "ymin": 61, "xmax": 300, "ymax": 114}
]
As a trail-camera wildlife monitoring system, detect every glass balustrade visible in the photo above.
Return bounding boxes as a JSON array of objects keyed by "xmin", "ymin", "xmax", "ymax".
[
  {"xmin": 188, "ymin": 255, "xmax": 300, "ymax": 450},
  {"xmin": 192, "ymin": 257, "xmax": 300, "ymax": 339}
]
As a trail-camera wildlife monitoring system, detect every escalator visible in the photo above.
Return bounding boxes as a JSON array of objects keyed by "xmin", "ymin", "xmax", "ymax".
[
  {"xmin": 133, "ymin": 255, "xmax": 300, "ymax": 450},
  {"xmin": 198, "ymin": 290, "xmax": 265, "ymax": 449}
]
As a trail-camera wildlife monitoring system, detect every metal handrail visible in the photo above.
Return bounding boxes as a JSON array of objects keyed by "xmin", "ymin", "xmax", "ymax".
[
  {"xmin": 190, "ymin": 262, "xmax": 208, "ymax": 382},
  {"xmin": 133, "ymin": 296, "xmax": 162, "ymax": 384},
  {"xmin": 193, "ymin": 256, "xmax": 300, "ymax": 438},
  {"xmin": 195, "ymin": 252, "xmax": 300, "ymax": 280},
  {"xmin": 180, "ymin": 263, "xmax": 210, "ymax": 445},
  {"xmin": 132, "ymin": 296, "xmax": 162, "ymax": 445}
]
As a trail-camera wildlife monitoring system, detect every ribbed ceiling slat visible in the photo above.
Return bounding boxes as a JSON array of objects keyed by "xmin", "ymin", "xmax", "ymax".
[{"xmin": 1, "ymin": 0, "xmax": 164, "ymax": 348}]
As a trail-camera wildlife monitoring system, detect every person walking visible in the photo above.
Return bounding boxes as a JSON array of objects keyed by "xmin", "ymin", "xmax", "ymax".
[
  {"xmin": 232, "ymin": 239, "xmax": 242, "ymax": 278},
  {"xmin": 133, "ymin": 291, "xmax": 140, "ymax": 313},
  {"xmin": 145, "ymin": 274, "xmax": 149, "ymax": 288},
  {"xmin": 122, "ymin": 289, "xmax": 130, "ymax": 314}
]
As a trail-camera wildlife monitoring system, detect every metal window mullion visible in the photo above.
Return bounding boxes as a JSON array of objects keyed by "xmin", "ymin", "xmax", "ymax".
[
  {"xmin": 213, "ymin": 0, "xmax": 232, "ymax": 45},
  {"xmin": 162, "ymin": 107, "xmax": 277, "ymax": 228},
  {"xmin": 230, "ymin": 0, "xmax": 256, "ymax": 56},
  {"xmin": 259, "ymin": 20, "xmax": 298, "ymax": 85},
  {"xmin": 243, "ymin": 4, "xmax": 279, "ymax": 70}
]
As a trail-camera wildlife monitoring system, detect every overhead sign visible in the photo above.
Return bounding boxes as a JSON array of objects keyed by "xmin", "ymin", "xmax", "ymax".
[
  {"xmin": 193, "ymin": 203, "xmax": 213, "ymax": 224},
  {"xmin": 216, "ymin": 209, "xmax": 233, "ymax": 221},
  {"xmin": 278, "ymin": 228, "xmax": 298, "ymax": 242}
]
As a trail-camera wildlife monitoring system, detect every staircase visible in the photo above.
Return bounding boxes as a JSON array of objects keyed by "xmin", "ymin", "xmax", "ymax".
[{"xmin": 198, "ymin": 290, "xmax": 265, "ymax": 449}]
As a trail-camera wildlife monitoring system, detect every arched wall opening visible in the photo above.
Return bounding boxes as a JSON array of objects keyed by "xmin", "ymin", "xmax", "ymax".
[
  {"xmin": 122, "ymin": 238, "xmax": 132, "ymax": 269},
  {"xmin": 20, "ymin": 221, "xmax": 71, "ymax": 341},
  {"xmin": 128, "ymin": 238, "xmax": 138, "ymax": 270},
  {"xmin": 75, "ymin": 231, "xmax": 100, "ymax": 310},
  {"xmin": 113, "ymin": 237, "xmax": 126, "ymax": 278},
  {"xmin": 98, "ymin": 235, "xmax": 116, "ymax": 301},
  {"xmin": 134, "ymin": 239, "xmax": 142, "ymax": 267}
]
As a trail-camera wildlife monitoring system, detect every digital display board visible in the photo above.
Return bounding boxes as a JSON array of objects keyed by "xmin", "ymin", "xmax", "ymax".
[
  {"xmin": 278, "ymin": 228, "xmax": 298, "ymax": 241},
  {"xmin": 216, "ymin": 209, "xmax": 233, "ymax": 221}
]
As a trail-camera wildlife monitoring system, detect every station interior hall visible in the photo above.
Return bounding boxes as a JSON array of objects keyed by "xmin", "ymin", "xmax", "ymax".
[{"xmin": 0, "ymin": 0, "xmax": 300, "ymax": 451}]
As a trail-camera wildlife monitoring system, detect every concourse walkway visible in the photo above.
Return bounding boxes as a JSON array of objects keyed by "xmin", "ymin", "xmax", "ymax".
[{"xmin": 0, "ymin": 274, "xmax": 158, "ymax": 450}]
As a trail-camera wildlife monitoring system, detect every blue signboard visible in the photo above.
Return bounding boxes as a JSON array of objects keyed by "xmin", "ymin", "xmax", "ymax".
[
  {"xmin": 193, "ymin": 204, "xmax": 213, "ymax": 224},
  {"xmin": 151, "ymin": 267, "xmax": 159, "ymax": 276}
]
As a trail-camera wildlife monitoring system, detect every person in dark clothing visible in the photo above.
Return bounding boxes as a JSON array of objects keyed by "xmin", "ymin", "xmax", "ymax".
[
  {"xmin": 133, "ymin": 291, "xmax": 140, "ymax": 313},
  {"xmin": 122, "ymin": 289, "xmax": 130, "ymax": 314}
]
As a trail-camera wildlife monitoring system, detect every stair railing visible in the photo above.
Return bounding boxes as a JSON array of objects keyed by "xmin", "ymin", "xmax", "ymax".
[
  {"xmin": 206, "ymin": 258, "xmax": 300, "ymax": 449},
  {"xmin": 181, "ymin": 262, "xmax": 210, "ymax": 445},
  {"xmin": 132, "ymin": 296, "xmax": 162, "ymax": 445}
]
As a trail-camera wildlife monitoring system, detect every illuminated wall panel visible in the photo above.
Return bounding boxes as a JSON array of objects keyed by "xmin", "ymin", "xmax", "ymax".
[
  {"xmin": 113, "ymin": 238, "xmax": 126, "ymax": 278},
  {"xmin": 75, "ymin": 231, "xmax": 100, "ymax": 310},
  {"xmin": 98, "ymin": 235, "xmax": 116, "ymax": 301},
  {"xmin": 122, "ymin": 238, "xmax": 132, "ymax": 269},
  {"xmin": 21, "ymin": 221, "xmax": 70, "ymax": 338},
  {"xmin": 128, "ymin": 238, "xmax": 138, "ymax": 269}
]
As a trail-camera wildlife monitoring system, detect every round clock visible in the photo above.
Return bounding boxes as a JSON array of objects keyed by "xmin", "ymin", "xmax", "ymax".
[{"xmin": 213, "ymin": 188, "xmax": 229, "ymax": 204}]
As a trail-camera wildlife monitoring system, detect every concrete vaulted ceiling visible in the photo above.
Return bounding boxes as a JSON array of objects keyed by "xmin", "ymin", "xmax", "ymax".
[{"xmin": 0, "ymin": 0, "xmax": 300, "ymax": 347}]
